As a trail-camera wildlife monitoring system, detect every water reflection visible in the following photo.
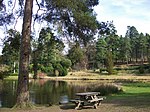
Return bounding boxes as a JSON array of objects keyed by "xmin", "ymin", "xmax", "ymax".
[
  {"xmin": 0, "ymin": 80, "xmax": 17, "ymax": 108},
  {"xmin": 59, "ymin": 95, "xmax": 69, "ymax": 104},
  {"xmin": 29, "ymin": 80, "xmax": 71, "ymax": 105},
  {"xmin": 0, "ymin": 79, "xmax": 121, "ymax": 108}
]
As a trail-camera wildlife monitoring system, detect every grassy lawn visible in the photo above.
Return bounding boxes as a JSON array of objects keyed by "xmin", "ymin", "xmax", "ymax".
[
  {"xmin": 122, "ymin": 82, "xmax": 150, "ymax": 95},
  {"xmin": 106, "ymin": 82, "xmax": 150, "ymax": 108}
]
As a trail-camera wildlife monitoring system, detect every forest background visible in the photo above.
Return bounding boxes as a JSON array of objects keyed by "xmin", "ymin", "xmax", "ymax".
[{"xmin": 0, "ymin": 0, "xmax": 150, "ymax": 108}]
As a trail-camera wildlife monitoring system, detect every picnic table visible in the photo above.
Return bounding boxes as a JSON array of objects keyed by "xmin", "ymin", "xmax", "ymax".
[{"xmin": 70, "ymin": 92, "xmax": 105, "ymax": 109}]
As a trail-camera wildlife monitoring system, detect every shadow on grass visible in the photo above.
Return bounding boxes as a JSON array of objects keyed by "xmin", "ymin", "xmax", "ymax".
[
  {"xmin": 59, "ymin": 104, "xmax": 75, "ymax": 110},
  {"xmin": 59, "ymin": 103, "xmax": 98, "ymax": 110},
  {"xmin": 105, "ymin": 92, "xmax": 150, "ymax": 108}
]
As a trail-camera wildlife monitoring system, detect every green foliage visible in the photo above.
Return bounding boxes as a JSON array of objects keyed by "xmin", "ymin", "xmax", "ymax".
[
  {"xmin": 96, "ymin": 37, "xmax": 107, "ymax": 63},
  {"xmin": 67, "ymin": 43, "xmax": 84, "ymax": 66},
  {"xmin": 10, "ymin": 73, "xmax": 18, "ymax": 76},
  {"xmin": 44, "ymin": 0, "xmax": 99, "ymax": 45},
  {"xmin": 106, "ymin": 50, "xmax": 113, "ymax": 75},
  {"xmin": 118, "ymin": 36, "xmax": 131, "ymax": 63},
  {"xmin": 53, "ymin": 63, "xmax": 63, "ymax": 76},
  {"xmin": 31, "ymin": 27, "xmax": 65, "ymax": 76},
  {"xmin": 61, "ymin": 67, "xmax": 68, "ymax": 76},
  {"xmin": 51, "ymin": 59, "xmax": 70, "ymax": 76},
  {"xmin": 42, "ymin": 64, "xmax": 54, "ymax": 73},
  {"xmin": 1, "ymin": 29, "xmax": 20, "ymax": 67},
  {"xmin": 60, "ymin": 58, "xmax": 72, "ymax": 68},
  {"xmin": 96, "ymin": 22, "xmax": 117, "ymax": 73},
  {"xmin": 139, "ymin": 65, "xmax": 145, "ymax": 74},
  {"xmin": 0, "ymin": 64, "xmax": 11, "ymax": 79},
  {"xmin": 91, "ymin": 84, "xmax": 122, "ymax": 96}
]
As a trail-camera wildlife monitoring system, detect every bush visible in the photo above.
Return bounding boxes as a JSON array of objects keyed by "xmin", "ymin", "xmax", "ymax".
[
  {"xmin": 0, "ymin": 71, "xmax": 10, "ymax": 79},
  {"xmin": 0, "ymin": 72, "xmax": 5, "ymax": 79},
  {"xmin": 53, "ymin": 61, "xmax": 69, "ymax": 76},
  {"xmin": 38, "ymin": 64, "xmax": 54, "ymax": 73},
  {"xmin": 44, "ymin": 65, "xmax": 54, "ymax": 73},
  {"xmin": 106, "ymin": 51, "xmax": 113, "ymax": 75},
  {"xmin": 53, "ymin": 63, "xmax": 63, "ymax": 76},
  {"xmin": 139, "ymin": 65, "xmax": 144, "ymax": 74},
  {"xmin": 112, "ymin": 70, "xmax": 118, "ymax": 75},
  {"xmin": 0, "ymin": 65, "xmax": 11, "ymax": 79},
  {"xmin": 88, "ymin": 84, "xmax": 123, "ymax": 96},
  {"xmin": 114, "ymin": 67, "xmax": 122, "ymax": 71},
  {"xmin": 99, "ymin": 68, "xmax": 107, "ymax": 73},
  {"xmin": 61, "ymin": 67, "xmax": 68, "ymax": 76},
  {"xmin": 60, "ymin": 59, "xmax": 72, "ymax": 68}
]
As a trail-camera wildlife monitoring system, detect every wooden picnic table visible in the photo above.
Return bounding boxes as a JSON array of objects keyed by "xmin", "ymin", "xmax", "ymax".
[{"xmin": 70, "ymin": 92, "xmax": 105, "ymax": 109}]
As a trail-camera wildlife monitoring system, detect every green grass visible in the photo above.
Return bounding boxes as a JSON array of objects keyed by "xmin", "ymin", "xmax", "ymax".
[
  {"xmin": 106, "ymin": 82, "xmax": 150, "ymax": 107},
  {"xmin": 122, "ymin": 82, "xmax": 150, "ymax": 95}
]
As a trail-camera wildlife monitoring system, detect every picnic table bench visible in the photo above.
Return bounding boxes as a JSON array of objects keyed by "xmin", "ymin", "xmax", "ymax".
[{"xmin": 70, "ymin": 92, "xmax": 106, "ymax": 109}]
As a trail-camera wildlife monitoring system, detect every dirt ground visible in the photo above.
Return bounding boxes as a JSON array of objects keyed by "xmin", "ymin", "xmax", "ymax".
[{"xmin": 1, "ymin": 99, "xmax": 150, "ymax": 112}]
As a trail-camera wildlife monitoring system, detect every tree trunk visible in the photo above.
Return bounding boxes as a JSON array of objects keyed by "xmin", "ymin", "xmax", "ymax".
[
  {"xmin": 141, "ymin": 48, "xmax": 144, "ymax": 65},
  {"xmin": 16, "ymin": 0, "xmax": 33, "ymax": 108},
  {"xmin": 13, "ymin": 61, "xmax": 16, "ymax": 73}
]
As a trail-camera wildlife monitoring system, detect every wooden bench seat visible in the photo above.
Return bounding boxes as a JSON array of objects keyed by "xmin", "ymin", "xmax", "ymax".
[{"xmin": 70, "ymin": 99, "xmax": 84, "ymax": 103}]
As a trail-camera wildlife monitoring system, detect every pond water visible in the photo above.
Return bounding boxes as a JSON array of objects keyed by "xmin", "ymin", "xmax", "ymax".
[{"xmin": 0, "ymin": 79, "xmax": 121, "ymax": 108}]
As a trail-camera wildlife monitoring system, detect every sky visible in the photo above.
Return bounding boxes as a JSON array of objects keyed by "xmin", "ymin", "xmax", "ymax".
[{"xmin": 94, "ymin": 0, "xmax": 150, "ymax": 36}]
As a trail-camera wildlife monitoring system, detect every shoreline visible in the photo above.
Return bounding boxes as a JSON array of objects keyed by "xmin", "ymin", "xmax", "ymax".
[
  {"xmin": 4, "ymin": 74, "xmax": 150, "ymax": 82},
  {"xmin": 46, "ymin": 75, "xmax": 150, "ymax": 81}
]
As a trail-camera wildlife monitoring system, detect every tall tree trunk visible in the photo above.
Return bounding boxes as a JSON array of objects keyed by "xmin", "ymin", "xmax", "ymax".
[
  {"xmin": 16, "ymin": 0, "xmax": 33, "ymax": 108},
  {"xmin": 135, "ymin": 48, "xmax": 138, "ymax": 63},
  {"xmin": 13, "ymin": 61, "xmax": 16, "ymax": 73},
  {"xmin": 141, "ymin": 48, "xmax": 144, "ymax": 65}
]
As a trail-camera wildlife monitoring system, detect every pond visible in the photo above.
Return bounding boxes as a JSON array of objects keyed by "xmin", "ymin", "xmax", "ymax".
[{"xmin": 0, "ymin": 79, "xmax": 121, "ymax": 108}]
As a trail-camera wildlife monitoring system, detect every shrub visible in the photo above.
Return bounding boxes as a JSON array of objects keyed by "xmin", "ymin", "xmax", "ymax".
[
  {"xmin": 139, "ymin": 65, "xmax": 144, "ymax": 74},
  {"xmin": 114, "ymin": 67, "xmax": 122, "ymax": 71},
  {"xmin": 60, "ymin": 59, "xmax": 72, "ymax": 68},
  {"xmin": 53, "ymin": 63, "xmax": 63, "ymax": 76},
  {"xmin": 0, "ymin": 71, "xmax": 10, "ymax": 79},
  {"xmin": 38, "ymin": 64, "xmax": 54, "ymax": 73},
  {"xmin": 0, "ymin": 65, "xmax": 10, "ymax": 79},
  {"xmin": 106, "ymin": 51, "xmax": 113, "ymax": 75},
  {"xmin": 99, "ymin": 68, "xmax": 107, "ymax": 73},
  {"xmin": 87, "ymin": 83, "xmax": 123, "ymax": 96},
  {"xmin": 61, "ymin": 67, "xmax": 68, "ymax": 76},
  {"xmin": 112, "ymin": 70, "xmax": 118, "ymax": 75}
]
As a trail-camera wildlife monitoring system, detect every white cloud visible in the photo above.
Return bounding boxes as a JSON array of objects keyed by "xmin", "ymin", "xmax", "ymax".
[{"xmin": 94, "ymin": 0, "xmax": 150, "ymax": 36}]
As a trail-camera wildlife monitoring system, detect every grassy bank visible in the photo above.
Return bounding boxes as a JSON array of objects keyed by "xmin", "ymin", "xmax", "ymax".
[{"xmin": 3, "ymin": 71, "xmax": 150, "ymax": 82}]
